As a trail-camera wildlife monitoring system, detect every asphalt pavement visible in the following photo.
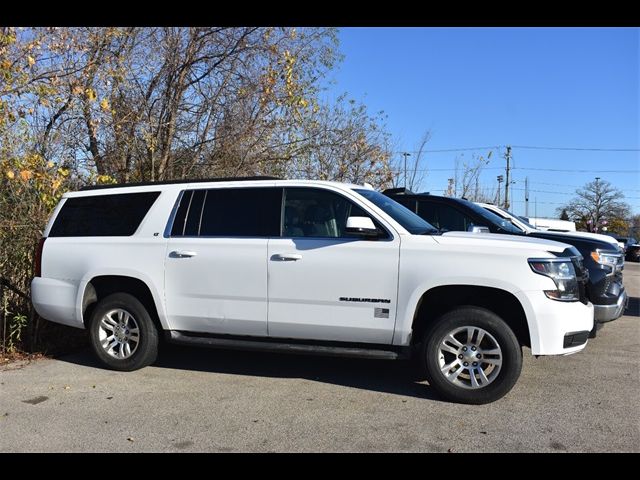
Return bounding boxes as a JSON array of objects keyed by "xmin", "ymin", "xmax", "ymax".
[{"xmin": 1, "ymin": 264, "xmax": 639, "ymax": 452}]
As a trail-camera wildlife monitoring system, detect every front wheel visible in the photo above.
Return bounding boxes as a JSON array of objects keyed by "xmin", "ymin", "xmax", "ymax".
[
  {"xmin": 419, "ymin": 306, "xmax": 522, "ymax": 404},
  {"xmin": 88, "ymin": 293, "xmax": 159, "ymax": 371}
]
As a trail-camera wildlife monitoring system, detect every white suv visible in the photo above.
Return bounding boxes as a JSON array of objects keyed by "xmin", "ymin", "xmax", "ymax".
[{"xmin": 31, "ymin": 178, "xmax": 594, "ymax": 404}]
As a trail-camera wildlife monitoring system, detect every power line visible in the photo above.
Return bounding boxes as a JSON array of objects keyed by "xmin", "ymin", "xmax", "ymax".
[
  {"xmin": 511, "ymin": 145, "xmax": 640, "ymax": 152},
  {"xmin": 513, "ymin": 167, "xmax": 639, "ymax": 173},
  {"xmin": 390, "ymin": 167, "xmax": 504, "ymax": 172},
  {"xmin": 392, "ymin": 145, "xmax": 639, "ymax": 155},
  {"xmin": 513, "ymin": 179, "xmax": 640, "ymax": 193},
  {"xmin": 392, "ymin": 146, "xmax": 500, "ymax": 154}
]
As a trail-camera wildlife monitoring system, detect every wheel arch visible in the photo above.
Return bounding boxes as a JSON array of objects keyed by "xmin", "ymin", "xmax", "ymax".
[
  {"xmin": 78, "ymin": 272, "xmax": 168, "ymax": 331},
  {"xmin": 410, "ymin": 285, "xmax": 531, "ymax": 349}
]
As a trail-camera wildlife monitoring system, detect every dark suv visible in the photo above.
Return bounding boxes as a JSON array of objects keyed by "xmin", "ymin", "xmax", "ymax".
[
  {"xmin": 384, "ymin": 189, "xmax": 628, "ymax": 330},
  {"xmin": 611, "ymin": 235, "xmax": 640, "ymax": 263}
]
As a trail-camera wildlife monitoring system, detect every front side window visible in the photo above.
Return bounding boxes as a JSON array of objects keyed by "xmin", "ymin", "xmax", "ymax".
[
  {"xmin": 283, "ymin": 188, "xmax": 384, "ymax": 238},
  {"xmin": 171, "ymin": 187, "xmax": 282, "ymax": 237}
]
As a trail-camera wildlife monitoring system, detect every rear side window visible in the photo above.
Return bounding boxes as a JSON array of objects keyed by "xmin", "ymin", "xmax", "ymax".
[
  {"xmin": 171, "ymin": 187, "xmax": 282, "ymax": 237},
  {"xmin": 49, "ymin": 192, "xmax": 160, "ymax": 237}
]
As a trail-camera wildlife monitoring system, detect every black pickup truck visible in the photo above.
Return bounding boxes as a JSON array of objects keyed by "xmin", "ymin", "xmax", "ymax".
[{"xmin": 384, "ymin": 189, "xmax": 628, "ymax": 332}]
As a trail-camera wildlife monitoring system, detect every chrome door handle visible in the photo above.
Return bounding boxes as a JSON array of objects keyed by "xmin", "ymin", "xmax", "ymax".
[
  {"xmin": 171, "ymin": 250, "xmax": 198, "ymax": 258},
  {"xmin": 272, "ymin": 253, "xmax": 302, "ymax": 261}
]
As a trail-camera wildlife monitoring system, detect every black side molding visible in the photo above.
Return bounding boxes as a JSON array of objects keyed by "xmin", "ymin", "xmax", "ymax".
[
  {"xmin": 563, "ymin": 331, "xmax": 590, "ymax": 348},
  {"xmin": 166, "ymin": 331, "xmax": 410, "ymax": 360}
]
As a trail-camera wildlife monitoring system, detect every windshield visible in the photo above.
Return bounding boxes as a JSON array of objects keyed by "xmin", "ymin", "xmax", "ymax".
[
  {"xmin": 462, "ymin": 200, "xmax": 523, "ymax": 234},
  {"xmin": 483, "ymin": 205, "xmax": 531, "ymax": 232},
  {"xmin": 513, "ymin": 214, "xmax": 537, "ymax": 229},
  {"xmin": 354, "ymin": 189, "xmax": 438, "ymax": 234}
]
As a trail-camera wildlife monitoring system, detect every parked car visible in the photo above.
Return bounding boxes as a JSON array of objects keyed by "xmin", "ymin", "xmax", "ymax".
[
  {"xmin": 504, "ymin": 211, "xmax": 620, "ymax": 250},
  {"xmin": 32, "ymin": 178, "xmax": 593, "ymax": 404},
  {"xmin": 610, "ymin": 235, "xmax": 640, "ymax": 263},
  {"xmin": 520, "ymin": 216, "xmax": 576, "ymax": 232},
  {"xmin": 383, "ymin": 189, "xmax": 627, "ymax": 331}
]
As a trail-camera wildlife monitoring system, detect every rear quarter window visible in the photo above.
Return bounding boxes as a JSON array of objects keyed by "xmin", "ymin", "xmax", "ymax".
[{"xmin": 49, "ymin": 192, "xmax": 161, "ymax": 237}]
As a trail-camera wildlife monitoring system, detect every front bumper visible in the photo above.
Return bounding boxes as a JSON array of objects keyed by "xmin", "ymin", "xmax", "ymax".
[
  {"xmin": 514, "ymin": 290, "xmax": 594, "ymax": 356},
  {"xmin": 594, "ymin": 289, "xmax": 628, "ymax": 322}
]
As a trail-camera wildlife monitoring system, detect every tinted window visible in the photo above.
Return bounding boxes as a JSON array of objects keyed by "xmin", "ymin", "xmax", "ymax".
[
  {"xmin": 355, "ymin": 189, "xmax": 437, "ymax": 234},
  {"xmin": 417, "ymin": 201, "xmax": 438, "ymax": 226},
  {"xmin": 198, "ymin": 187, "xmax": 282, "ymax": 237},
  {"xmin": 171, "ymin": 191, "xmax": 192, "ymax": 236},
  {"xmin": 170, "ymin": 190, "xmax": 208, "ymax": 236},
  {"xmin": 395, "ymin": 198, "xmax": 417, "ymax": 212},
  {"xmin": 284, "ymin": 188, "xmax": 383, "ymax": 238},
  {"xmin": 50, "ymin": 192, "xmax": 160, "ymax": 237},
  {"xmin": 436, "ymin": 204, "xmax": 473, "ymax": 232}
]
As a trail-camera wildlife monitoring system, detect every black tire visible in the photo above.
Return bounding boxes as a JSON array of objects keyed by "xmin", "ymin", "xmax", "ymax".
[
  {"xmin": 417, "ymin": 306, "xmax": 522, "ymax": 404},
  {"xmin": 88, "ymin": 293, "xmax": 159, "ymax": 371}
]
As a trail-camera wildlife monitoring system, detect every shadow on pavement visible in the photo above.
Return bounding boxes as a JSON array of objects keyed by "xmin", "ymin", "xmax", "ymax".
[
  {"xmin": 624, "ymin": 297, "xmax": 639, "ymax": 318},
  {"xmin": 58, "ymin": 344, "xmax": 443, "ymax": 402}
]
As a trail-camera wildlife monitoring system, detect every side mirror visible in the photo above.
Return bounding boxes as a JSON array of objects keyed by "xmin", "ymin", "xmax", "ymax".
[
  {"xmin": 345, "ymin": 216, "xmax": 379, "ymax": 238},
  {"xmin": 468, "ymin": 225, "xmax": 490, "ymax": 234}
]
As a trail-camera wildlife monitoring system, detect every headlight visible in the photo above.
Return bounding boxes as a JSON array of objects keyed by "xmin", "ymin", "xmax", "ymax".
[
  {"xmin": 528, "ymin": 259, "xmax": 579, "ymax": 302},
  {"xmin": 590, "ymin": 250, "xmax": 623, "ymax": 270}
]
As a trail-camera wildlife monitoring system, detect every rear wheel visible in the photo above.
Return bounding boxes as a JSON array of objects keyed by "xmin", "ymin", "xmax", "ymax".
[
  {"xmin": 89, "ymin": 293, "xmax": 159, "ymax": 371},
  {"xmin": 418, "ymin": 306, "xmax": 522, "ymax": 404}
]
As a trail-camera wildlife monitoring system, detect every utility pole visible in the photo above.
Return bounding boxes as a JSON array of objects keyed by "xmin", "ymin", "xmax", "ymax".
[
  {"xmin": 594, "ymin": 176, "xmax": 601, "ymax": 232},
  {"xmin": 504, "ymin": 145, "xmax": 512, "ymax": 210},
  {"xmin": 525, "ymin": 176, "xmax": 529, "ymax": 217},
  {"xmin": 496, "ymin": 175, "xmax": 503, "ymax": 206},
  {"xmin": 402, "ymin": 152, "xmax": 411, "ymax": 188}
]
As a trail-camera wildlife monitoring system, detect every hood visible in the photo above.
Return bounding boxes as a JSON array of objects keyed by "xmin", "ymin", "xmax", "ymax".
[
  {"xmin": 536, "ymin": 230, "xmax": 620, "ymax": 250},
  {"xmin": 434, "ymin": 231, "xmax": 570, "ymax": 253}
]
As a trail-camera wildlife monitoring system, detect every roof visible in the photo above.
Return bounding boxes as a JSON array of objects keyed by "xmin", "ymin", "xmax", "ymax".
[
  {"xmin": 79, "ymin": 176, "xmax": 280, "ymax": 191},
  {"xmin": 67, "ymin": 178, "xmax": 373, "ymax": 197}
]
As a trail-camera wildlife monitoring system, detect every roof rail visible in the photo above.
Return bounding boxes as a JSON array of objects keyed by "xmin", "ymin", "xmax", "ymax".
[
  {"xmin": 382, "ymin": 187, "xmax": 414, "ymax": 195},
  {"xmin": 79, "ymin": 176, "xmax": 281, "ymax": 191}
]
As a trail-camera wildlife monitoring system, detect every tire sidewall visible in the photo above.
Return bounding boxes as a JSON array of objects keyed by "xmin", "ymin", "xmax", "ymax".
[
  {"xmin": 89, "ymin": 293, "xmax": 158, "ymax": 371},
  {"xmin": 421, "ymin": 306, "xmax": 522, "ymax": 404}
]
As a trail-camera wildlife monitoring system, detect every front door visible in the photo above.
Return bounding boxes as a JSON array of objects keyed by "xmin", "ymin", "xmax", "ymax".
[{"xmin": 267, "ymin": 187, "xmax": 401, "ymax": 344}]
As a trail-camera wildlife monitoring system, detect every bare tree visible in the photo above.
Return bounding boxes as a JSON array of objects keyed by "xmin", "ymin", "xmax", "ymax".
[
  {"xmin": 390, "ymin": 131, "xmax": 431, "ymax": 191},
  {"xmin": 447, "ymin": 152, "xmax": 492, "ymax": 200},
  {"xmin": 558, "ymin": 179, "xmax": 630, "ymax": 233}
]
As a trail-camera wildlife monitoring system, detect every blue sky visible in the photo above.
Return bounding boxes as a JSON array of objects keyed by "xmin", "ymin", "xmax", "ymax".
[{"xmin": 324, "ymin": 27, "xmax": 639, "ymax": 218}]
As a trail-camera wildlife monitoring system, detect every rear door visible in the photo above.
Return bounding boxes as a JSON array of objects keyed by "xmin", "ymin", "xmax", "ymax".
[{"xmin": 164, "ymin": 186, "xmax": 282, "ymax": 336}]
